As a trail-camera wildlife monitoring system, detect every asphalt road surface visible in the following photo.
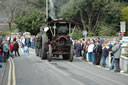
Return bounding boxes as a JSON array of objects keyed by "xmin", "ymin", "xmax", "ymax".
[{"xmin": 6, "ymin": 48, "xmax": 128, "ymax": 85}]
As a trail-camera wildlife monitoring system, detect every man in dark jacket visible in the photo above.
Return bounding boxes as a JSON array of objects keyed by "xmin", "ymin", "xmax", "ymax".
[
  {"xmin": 14, "ymin": 41, "xmax": 20, "ymax": 57},
  {"xmin": 95, "ymin": 41, "xmax": 102, "ymax": 65},
  {"xmin": 101, "ymin": 43, "xmax": 110, "ymax": 67},
  {"xmin": 75, "ymin": 41, "xmax": 81, "ymax": 57}
]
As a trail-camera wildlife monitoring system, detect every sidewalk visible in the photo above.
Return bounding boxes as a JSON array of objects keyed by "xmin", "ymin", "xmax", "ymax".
[{"xmin": 0, "ymin": 62, "xmax": 7, "ymax": 85}]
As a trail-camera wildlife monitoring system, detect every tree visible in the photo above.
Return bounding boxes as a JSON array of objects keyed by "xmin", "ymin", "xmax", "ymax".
[
  {"xmin": 0, "ymin": 0, "xmax": 19, "ymax": 31},
  {"xmin": 121, "ymin": 6, "xmax": 128, "ymax": 35},
  {"xmin": 15, "ymin": 11, "xmax": 45, "ymax": 35},
  {"xmin": 72, "ymin": 29, "xmax": 83, "ymax": 40},
  {"xmin": 59, "ymin": 0, "xmax": 122, "ymax": 36}
]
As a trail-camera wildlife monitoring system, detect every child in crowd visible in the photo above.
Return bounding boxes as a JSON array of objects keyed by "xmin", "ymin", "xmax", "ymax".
[{"xmin": 24, "ymin": 44, "xmax": 29, "ymax": 56}]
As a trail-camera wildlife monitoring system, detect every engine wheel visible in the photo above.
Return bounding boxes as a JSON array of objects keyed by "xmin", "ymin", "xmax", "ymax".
[
  {"xmin": 69, "ymin": 46, "xmax": 73, "ymax": 62},
  {"xmin": 48, "ymin": 45, "xmax": 52, "ymax": 62},
  {"xmin": 41, "ymin": 48, "xmax": 47, "ymax": 59}
]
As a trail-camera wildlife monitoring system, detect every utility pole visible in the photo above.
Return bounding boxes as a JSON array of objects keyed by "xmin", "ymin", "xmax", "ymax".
[{"xmin": 46, "ymin": 0, "xmax": 48, "ymax": 22}]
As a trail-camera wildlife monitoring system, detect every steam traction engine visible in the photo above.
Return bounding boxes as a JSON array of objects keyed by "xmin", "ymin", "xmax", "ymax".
[{"xmin": 44, "ymin": 18, "xmax": 77, "ymax": 62}]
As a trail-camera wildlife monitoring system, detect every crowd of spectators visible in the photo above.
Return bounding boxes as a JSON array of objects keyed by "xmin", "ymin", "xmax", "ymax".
[
  {"xmin": 0, "ymin": 35, "xmax": 35, "ymax": 63},
  {"xmin": 73, "ymin": 38, "xmax": 122, "ymax": 72}
]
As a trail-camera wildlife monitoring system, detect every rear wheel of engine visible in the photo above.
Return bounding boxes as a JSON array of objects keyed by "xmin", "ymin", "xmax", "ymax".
[
  {"xmin": 48, "ymin": 45, "xmax": 52, "ymax": 62},
  {"xmin": 69, "ymin": 46, "xmax": 73, "ymax": 62}
]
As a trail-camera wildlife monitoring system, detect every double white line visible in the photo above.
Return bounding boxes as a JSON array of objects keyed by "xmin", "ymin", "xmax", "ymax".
[{"xmin": 8, "ymin": 57, "xmax": 16, "ymax": 85}]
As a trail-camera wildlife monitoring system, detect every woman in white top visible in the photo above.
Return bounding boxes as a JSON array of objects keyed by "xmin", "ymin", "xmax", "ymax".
[{"xmin": 88, "ymin": 41, "xmax": 95, "ymax": 62}]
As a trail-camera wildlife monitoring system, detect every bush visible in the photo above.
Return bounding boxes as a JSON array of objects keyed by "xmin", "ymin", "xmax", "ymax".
[
  {"xmin": 0, "ymin": 31, "xmax": 10, "ymax": 37},
  {"xmin": 14, "ymin": 10, "xmax": 45, "ymax": 35},
  {"xmin": 87, "ymin": 32, "xmax": 95, "ymax": 36},
  {"xmin": 98, "ymin": 24, "xmax": 117, "ymax": 36},
  {"xmin": 72, "ymin": 29, "xmax": 83, "ymax": 40}
]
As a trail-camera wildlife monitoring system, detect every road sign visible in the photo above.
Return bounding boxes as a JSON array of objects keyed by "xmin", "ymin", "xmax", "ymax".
[
  {"xmin": 83, "ymin": 30, "xmax": 87, "ymax": 36},
  {"xmin": 120, "ymin": 22, "xmax": 126, "ymax": 32}
]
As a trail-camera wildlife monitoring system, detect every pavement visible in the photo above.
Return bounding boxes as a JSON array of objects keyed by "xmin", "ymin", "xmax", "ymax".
[
  {"xmin": 1, "ymin": 48, "xmax": 128, "ymax": 85},
  {"xmin": 0, "ymin": 62, "xmax": 8, "ymax": 85}
]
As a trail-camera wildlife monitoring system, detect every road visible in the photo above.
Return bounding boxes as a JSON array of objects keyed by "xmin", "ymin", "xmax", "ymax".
[{"xmin": 5, "ymin": 48, "xmax": 128, "ymax": 85}]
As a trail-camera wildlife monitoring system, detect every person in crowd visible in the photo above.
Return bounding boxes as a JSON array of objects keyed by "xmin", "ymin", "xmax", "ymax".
[
  {"xmin": 9, "ymin": 41, "xmax": 14, "ymax": 58},
  {"xmin": 93, "ymin": 38, "xmax": 97, "ymax": 45},
  {"xmin": 0, "ymin": 40, "xmax": 3, "ymax": 54},
  {"xmin": 14, "ymin": 41, "xmax": 20, "ymax": 57},
  {"xmin": 24, "ymin": 44, "xmax": 29, "ymax": 56},
  {"xmin": 82, "ymin": 42, "xmax": 88, "ymax": 60},
  {"xmin": 81, "ymin": 39, "xmax": 85, "ymax": 57},
  {"xmin": 88, "ymin": 41, "xmax": 95, "ymax": 62},
  {"xmin": 31, "ymin": 36, "xmax": 35, "ymax": 49},
  {"xmin": 13, "ymin": 37, "xmax": 16, "ymax": 42},
  {"xmin": 108, "ymin": 42, "xmax": 112, "ymax": 50},
  {"xmin": 109, "ymin": 43, "xmax": 116, "ymax": 70},
  {"xmin": 21, "ymin": 37, "xmax": 25, "ymax": 48},
  {"xmin": 26, "ymin": 37, "xmax": 30, "ymax": 47},
  {"xmin": 3, "ymin": 41, "xmax": 9, "ymax": 62},
  {"xmin": 95, "ymin": 41, "xmax": 102, "ymax": 65},
  {"xmin": 0, "ymin": 36, "xmax": 3, "ymax": 43},
  {"xmin": 112, "ymin": 40, "xmax": 121, "ymax": 72},
  {"xmin": 35, "ymin": 35, "xmax": 41, "ymax": 56},
  {"xmin": 99, "ymin": 38, "xmax": 104, "ymax": 45},
  {"xmin": 7, "ymin": 36, "xmax": 10, "ymax": 42},
  {"xmin": 11, "ymin": 37, "xmax": 14, "ymax": 43},
  {"xmin": 92, "ymin": 43, "xmax": 97, "ymax": 64},
  {"xmin": 101, "ymin": 43, "xmax": 110, "ymax": 67},
  {"xmin": 75, "ymin": 40, "xmax": 82, "ymax": 57},
  {"xmin": 73, "ymin": 40, "xmax": 78, "ymax": 56},
  {"xmin": 0, "ymin": 41, "xmax": 3, "ymax": 62},
  {"xmin": 16, "ymin": 36, "xmax": 21, "ymax": 44}
]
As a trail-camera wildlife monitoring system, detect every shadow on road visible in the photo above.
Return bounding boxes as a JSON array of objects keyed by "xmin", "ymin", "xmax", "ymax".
[{"xmin": 39, "ymin": 56, "xmax": 82, "ymax": 63}]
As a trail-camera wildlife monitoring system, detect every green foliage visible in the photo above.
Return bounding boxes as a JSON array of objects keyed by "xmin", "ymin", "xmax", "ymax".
[
  {"xmin": 59, "ymin": 0, "xmax": 122, "ymax": 36},
  {"xmin": 1, "ymin": 0, "xmax": 126, "ymax": 38},
  {"xmin": 98, "ymin": 23, "xmax": 117, "ymax": 36},
  {"xmin": 59, "ymin": 0, "xmax": 84, "ymax": 19},
  {"xmin": 72, "ymin": 29, "xmax": 83, "ymax": 40},
  {"xmin": 87, "ymin": 32, "xmax": 96, "ymax": 36},
  {"xmin": 11, "ymin": 24, "xmax": 19, "ymax": 32},
  {"xmin": 14, "ymin": 10, "xmax": 45, "ymax": 35},
  {"xmin": 0, "ymin": 31, "xmax": 10, "ymax": 37},
  {"xmin": 121, "ymin": 6, "xmax": 128, "ymax": 35}
]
